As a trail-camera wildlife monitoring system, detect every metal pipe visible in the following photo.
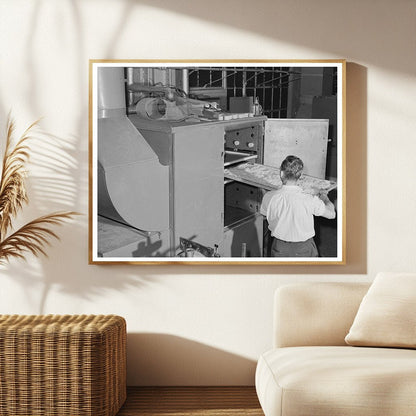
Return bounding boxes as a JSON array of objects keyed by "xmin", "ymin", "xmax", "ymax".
[
  {"xmin": 126, "ymin": 67, "xmax": 134, "ymax": 85},
  {"xmin": 126, "ymin": 67, "xmax": 135, "ymax": 108},
  {"xmin": 182, "ymin": 68, "xmax": 189, "ymax": 94},
  {"xmin": 97, "ymin": 67, "xmax": 126, "ymax": 118}
]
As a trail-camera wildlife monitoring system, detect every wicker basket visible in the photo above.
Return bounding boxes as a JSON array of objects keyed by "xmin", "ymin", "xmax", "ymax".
[{"xmin": 0, "ymin": 314, "xmax": 126, "ymax": 416}]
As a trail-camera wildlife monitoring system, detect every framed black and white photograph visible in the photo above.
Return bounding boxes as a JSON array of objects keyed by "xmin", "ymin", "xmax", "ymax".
[{"xmin": 89, "ymin": 60, "xmax": 345, "ymax": 264}]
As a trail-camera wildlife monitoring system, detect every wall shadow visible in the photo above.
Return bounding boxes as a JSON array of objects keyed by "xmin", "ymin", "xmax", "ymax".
[
  {"xmin": 0, "ymin": 123, "xmax": 156, "ymax": 314},
  {"xmin": 0, "ymin": 177, "xmax": 177, "ymax": 312},
  {"xmin": 131, "ymin": 0, "xmax": 413, "ymax": 77},
  {"xmin": 127, "ymin": 333, "xmax": 257, "ymax": 386}
]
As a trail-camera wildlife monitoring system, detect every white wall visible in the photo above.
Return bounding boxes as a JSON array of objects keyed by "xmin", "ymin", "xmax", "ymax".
[{"xmin": 0, "ymin": 0, "xmax": 415, "ymax": 385}]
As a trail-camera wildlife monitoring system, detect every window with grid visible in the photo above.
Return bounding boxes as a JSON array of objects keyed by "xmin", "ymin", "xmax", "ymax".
[{"xmin": 188, "ymin": 67, "xmax": 293, "ymax": 118}]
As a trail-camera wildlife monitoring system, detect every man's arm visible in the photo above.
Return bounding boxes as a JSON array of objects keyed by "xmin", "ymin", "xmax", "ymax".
[{"xmin": 318, "ymin": 192, "xmax": 336, "ymax": 219}]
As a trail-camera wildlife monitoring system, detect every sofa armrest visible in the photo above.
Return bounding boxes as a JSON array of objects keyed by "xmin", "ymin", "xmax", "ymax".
[{"xmin": 273, "ymin": 282, "xmax": 370, "ymax": 348}]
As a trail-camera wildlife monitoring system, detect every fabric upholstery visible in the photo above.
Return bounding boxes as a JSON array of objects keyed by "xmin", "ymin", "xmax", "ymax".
[
  {"xmin": 274, "ymin": 282, "xmax": 370, "ymax": 348},
  {"xmin": 256, "ymin": 346, "xmax": 416, "ymax": 416},
  {"xmin": 345, "ymin": 272, "xmax": 416, "ymax": 348}
]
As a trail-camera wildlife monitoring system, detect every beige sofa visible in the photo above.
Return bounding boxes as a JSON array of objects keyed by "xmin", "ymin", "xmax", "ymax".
[{"xmin": 255, "ymin": 282, "xmax": 416, "ymax": 416}]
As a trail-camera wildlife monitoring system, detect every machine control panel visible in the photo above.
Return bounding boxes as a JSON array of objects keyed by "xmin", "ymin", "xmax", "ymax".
[{"xmin": 224, "ymin": 124, "xmax": 262, "ymax": 152}]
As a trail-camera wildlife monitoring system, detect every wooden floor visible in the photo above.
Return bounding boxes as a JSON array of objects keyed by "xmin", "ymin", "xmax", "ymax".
[{"xmin": 117, "ymin": 386, "xmax": 264, "ymax": 416}]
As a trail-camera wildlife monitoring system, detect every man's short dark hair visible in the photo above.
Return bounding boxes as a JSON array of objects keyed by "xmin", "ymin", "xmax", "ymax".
[{"xmin": 280, "ymin": 155, "xmax": 304, "ymax": 182}]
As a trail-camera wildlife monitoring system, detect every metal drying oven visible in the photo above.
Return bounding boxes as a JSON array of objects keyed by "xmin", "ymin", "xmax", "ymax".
[
  {"xmin": 126, "ymin": 115, "xmax": 267, "ymax": 258},
  {"xmin": 223, "ymin": 118, "xmax": 266, "ymax": 257}
]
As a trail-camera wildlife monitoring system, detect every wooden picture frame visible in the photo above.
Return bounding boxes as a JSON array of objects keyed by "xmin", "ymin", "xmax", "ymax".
[{"xmin": 89, "ymin": 60, "xmax": 346, "ymax": 264}]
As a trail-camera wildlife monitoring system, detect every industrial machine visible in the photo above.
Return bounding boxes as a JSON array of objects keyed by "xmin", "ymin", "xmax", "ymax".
[{"xmin": 96, "ymin": 67, "xmax": 330, "ymax": 259}]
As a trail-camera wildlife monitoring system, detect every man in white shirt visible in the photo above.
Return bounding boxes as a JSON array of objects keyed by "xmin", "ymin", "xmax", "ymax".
[{"xmin": 260, "ymin": 155, "xmax": 336, "ymax": 257}]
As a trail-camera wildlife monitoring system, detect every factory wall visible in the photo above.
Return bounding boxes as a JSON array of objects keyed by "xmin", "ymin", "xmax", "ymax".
[{"xmin": 0, "ymin": 0, "xmax": 415, "ymax": 385}]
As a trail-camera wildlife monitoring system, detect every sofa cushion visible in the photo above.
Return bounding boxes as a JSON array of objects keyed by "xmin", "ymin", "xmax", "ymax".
[
  {"xmin": 274, "ymin": 282, "xmax": 370, "ymax": 348},
  {"xmin": 255, "ymin": 346, "xmax": 416, "ymax": 416},
  {"xmin": 345, "ymin": 272, "xmax": 416, "ymax": 348}
]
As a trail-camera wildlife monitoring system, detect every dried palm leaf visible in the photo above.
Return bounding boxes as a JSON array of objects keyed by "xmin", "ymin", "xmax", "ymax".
[
  {"xmin": 0, "ymin": 115, "xmax": 79, "ymax": 264},
  {"xmin": 0, "ymin": 116, "xmax": 38, "ymax": 238},
  {"xmin": 0, "ymin": 212, "xmax": 78, "ymax": 264}
]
